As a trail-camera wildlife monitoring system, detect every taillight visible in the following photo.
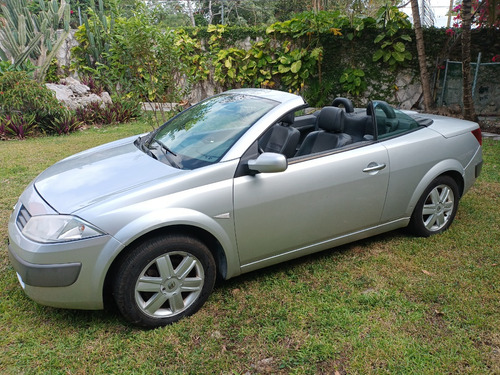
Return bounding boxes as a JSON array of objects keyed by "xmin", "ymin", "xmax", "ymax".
[{"xmin": 471, "ymin": 128, "xmax": 482, "ymax": 146}]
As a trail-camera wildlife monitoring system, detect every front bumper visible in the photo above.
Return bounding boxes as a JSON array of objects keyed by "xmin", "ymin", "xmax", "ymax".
[
  {"xmin": 8, "ymin": 247, "xmax": 81, "ymax": 287},
  {"xmin": 8, "ymin": 189, "xmax": 122, "ymax": 310}
]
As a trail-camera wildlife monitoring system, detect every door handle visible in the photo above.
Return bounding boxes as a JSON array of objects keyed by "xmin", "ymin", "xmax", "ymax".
[{"xmin": 363, "ymin": 163, "xmax": 386, "ymax": 173}]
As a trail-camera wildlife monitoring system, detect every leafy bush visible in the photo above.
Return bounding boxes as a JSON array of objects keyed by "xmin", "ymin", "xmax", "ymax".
[
  {"xmin": 0, "ymin": 71, "xmax": 88, "ymax": 138},
  {"xmin": 0, "ymin": 113, "xmax": 36, "ymax": 139},
  {"xmin": 47, "ymin": 112, "xmax": 82, "ymax": 135},
  {"xmin": 80, "ymin": 74, "xmax": 104, "ymax": 95},
  {"xmin": 0, "ymin": 71, "xmax": 71, "ymax": 135},
  {"xmin": 44, "ymin": 59, "xmax": 70, "ymax": 83},
  {"xmin": 110, "ymin": 96, "xmax": 142, "ymax": 123},
  {"xmin": 340, "ymin": 68, "xmax": 367, "ymax": 96},
  {"xmin": 75, "ymin": 102, "xmax": 103, "ymax": 125},
  {"xmin": 75, "ymin": 97, "xmax": 141, "ymax": 126},
  {"xmin": 0, "ymin": 60, "xmax": 37, "ymax": 77}
]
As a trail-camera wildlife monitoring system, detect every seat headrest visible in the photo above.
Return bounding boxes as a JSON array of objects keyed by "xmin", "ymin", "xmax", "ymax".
[
  {"xmin": 317, "ymin": 106, "xmax": 344, "ymax": 133},
  {"xmin": 281, "ymin": 112, "xmax": 295, "ymax": 125}
]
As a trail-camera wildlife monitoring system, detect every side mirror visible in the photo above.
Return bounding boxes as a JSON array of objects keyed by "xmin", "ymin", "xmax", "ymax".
[{"xmin": 248, "ymin": 152, "xmax": 287, "ymax": 174}]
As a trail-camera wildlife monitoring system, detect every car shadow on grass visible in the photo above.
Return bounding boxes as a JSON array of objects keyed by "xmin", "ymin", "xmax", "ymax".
[{"xmin": 26, "ymin": 229, "xmax": 408, "ymax": 330}]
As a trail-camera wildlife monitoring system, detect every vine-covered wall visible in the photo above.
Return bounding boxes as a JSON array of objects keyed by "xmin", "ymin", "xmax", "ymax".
[{"xmin": 61, "ymin": 7, "xmax": 500, "ymax": 111}]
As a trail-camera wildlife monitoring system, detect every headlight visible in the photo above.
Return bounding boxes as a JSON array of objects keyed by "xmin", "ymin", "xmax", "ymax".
[{"xmin": 22, "ymin": 215, "xmax": 105, "ymax": 243}]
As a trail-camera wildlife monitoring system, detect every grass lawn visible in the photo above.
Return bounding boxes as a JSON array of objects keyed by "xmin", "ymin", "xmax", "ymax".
[{"xmin": 1, "ymin": 122, "xmax": 499, "ymax": 374}]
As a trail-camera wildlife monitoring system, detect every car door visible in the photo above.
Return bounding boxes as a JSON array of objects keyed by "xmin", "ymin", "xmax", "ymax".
[{"xmin": 233, "ymin": 143, "xmax": 390, "ymax": 270}]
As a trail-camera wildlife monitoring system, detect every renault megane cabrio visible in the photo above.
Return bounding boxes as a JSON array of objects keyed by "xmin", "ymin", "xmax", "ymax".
[{"xmin": 8, "ymin": 89, "xmax": 483, "ymax": 328}]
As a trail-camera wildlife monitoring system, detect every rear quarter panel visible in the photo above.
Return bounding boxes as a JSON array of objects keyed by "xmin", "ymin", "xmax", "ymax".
[{"xmin": 381, "ymin": 126, "xmax": 481, "ymax": 222}]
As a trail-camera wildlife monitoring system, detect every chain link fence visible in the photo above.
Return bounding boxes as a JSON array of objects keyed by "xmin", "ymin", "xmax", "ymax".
[{"xmin": 435, "ymin": 54, "xmax": 500, "ymax": 115}]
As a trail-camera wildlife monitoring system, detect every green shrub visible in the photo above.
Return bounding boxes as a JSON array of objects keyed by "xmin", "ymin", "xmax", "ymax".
[
  {"xmin": 47, "ymin": 112, "xmax": 83, "ymax": 135},
  {"xmin": 75, "ymin": 97, "xmax": 141, "ymax": 126},
  {"xmin": 0, "ymin": 71, "xmax": 72, "ymax": 137},
  {"xmin": 0, "ymin": 113, "xmax": 36, "ymax": 139}
]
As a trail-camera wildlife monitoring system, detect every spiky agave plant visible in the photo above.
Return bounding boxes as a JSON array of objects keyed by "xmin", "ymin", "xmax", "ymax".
[{"xmin": 0, "ymin": 0, "xmax": 70, "ymax": 82}]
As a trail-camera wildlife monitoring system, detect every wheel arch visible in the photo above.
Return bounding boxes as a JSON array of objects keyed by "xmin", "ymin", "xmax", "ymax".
[
  {"xmin": 103, "ymin": 224, "xmax": 231, "ymax": 310},
  {"xmin": 440, "ymin": 170, "xmax": 464, "ymax": 198},
  {"xmin": 406, "ymin": 160, "xmax": 465, "ymax": 218}
]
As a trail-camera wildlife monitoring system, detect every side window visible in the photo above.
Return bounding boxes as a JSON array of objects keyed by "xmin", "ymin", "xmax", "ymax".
[{"xmin": 373, "ymin": 101, "xmax": 420, "ymax": 139}]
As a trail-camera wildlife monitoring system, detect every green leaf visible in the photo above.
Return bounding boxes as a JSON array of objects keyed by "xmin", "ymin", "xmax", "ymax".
[
  {"xmin": 373, "ymin": 49, "xmax": 384, "ymax": 61},
  {"xmin": 383, "ymin": 50, "xmax": 392, "ymax": 62},
  {"xmin": 310, "ymin": 47, "xmax": 322, "ymax": 59},
  {"xmin": 392, "ymin": 51, "xmax": 405, "ymax": 62},
  {"xmin": 394, "ymin": 42, "xmax": 405, "ymax": 53},
  {"xmin": 291, "ymin": 60, "xmax": 302, "ymax": 73},
  {"xmin": 278, "ymin": 65, "xmax": 290, "ymax": 74},
  {"xmin": 381, "ymin": 41, "xmax": 392, "ymax": 49},
  {"xmin": 374, "ymin": 33, "xmax": 385, "ymax": 43},
  {"xmin": 207, "ymin": 24, "xmax": 218, "ymax": 33},
  {"xmin": 266, "ymin": 25, "xmax": 275, "ymax": 34},
  {"xmin": 260, "ymin": 69, "xmax": 271, "ymax": 78},
  {"xmin": 279, "ymin": 56, "xmax": 291, "ymax": 64},
  {"xmin": 400, "ymin": 34, "xmax": 412, "ymax": 42}
]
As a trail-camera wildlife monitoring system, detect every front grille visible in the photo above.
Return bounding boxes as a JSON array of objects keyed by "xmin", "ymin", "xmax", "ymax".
[{"xmin": 16, "ymin": 205, "xmax": 31, "ymax": 231}]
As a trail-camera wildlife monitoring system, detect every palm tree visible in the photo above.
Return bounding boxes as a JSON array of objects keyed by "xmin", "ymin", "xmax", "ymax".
[
  {"xmin": 461, "ymin": 0, "xmax": 477, "ymax": 121},
  {"xmin": 410, "ymin": 0, "xmax": 433, "ymax": 110}
]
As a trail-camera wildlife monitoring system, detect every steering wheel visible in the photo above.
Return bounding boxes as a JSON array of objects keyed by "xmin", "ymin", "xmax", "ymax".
[{"xmin": 331, "ymin": 97, "xmax": 354, "ymax": 113}]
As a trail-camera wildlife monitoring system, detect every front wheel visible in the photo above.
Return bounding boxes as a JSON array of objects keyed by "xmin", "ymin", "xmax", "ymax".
[
  {"xmin": 113, "ymin": 235, "xmax": 216, "ymax": 328},
  {"xmin": 408, "ymin": 176, "xmax": 460, "ymax": 237}
]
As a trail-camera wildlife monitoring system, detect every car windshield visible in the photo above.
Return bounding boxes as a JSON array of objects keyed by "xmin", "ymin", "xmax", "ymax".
[{"xmin": 150, "ymin": 93, "xmax": 279, "ymax": 169}]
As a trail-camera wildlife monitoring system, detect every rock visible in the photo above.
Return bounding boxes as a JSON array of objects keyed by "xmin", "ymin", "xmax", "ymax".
[
  {"xmin": 100, "ymin": 91, "xmax": 112, "ymax": 105},
  {"xmin": 46, "ymin": 77, "xmax": 112, "ymax": 111},
  {"xmin": 46, "ymin": 83, "xmax": 74, "ymax": 103},
  {"xmin": 77, "ymin": 93, "xmax": 104, "ymax": 108},
  {"xmin": 60, "ymin": 77, "xmax": 81, "ymax": 86},
  {"xmin": 68, "ymin": 82, "xmax": 90, "ymax": 96}
]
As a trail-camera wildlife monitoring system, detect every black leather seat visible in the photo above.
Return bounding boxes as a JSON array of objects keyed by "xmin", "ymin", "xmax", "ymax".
[
  {"xmin": 295, "ymin": 107, "xmax": 352, "ymax": 156},
  {"xmin": 343, "ymin": 113, "xmax": 374, "ymax": 142},
  {"xmin": 259, "ymin": 124, "xmax": 300, "ymax": 159}
]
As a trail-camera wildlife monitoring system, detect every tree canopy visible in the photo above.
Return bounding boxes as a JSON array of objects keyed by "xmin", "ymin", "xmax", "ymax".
[{"xmin": 148, "ymin": 0, "xmax": 397, "ymax": 27}]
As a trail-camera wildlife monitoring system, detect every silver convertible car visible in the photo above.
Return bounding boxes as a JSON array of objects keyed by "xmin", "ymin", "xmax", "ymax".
[{"xmin": 8, "ymin": 89, "xmax": 483, "ymax": 328}]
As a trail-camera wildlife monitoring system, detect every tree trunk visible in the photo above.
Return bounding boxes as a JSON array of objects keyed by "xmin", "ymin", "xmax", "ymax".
[
  {"xmin": 447, "ymin": 0, "xmax": 453, "ymax": 27},
  {"xmin": 207, "ymin": 0, "xmax": 213, "ymax": 24},
  {"xmin": 461, "ymin": 0, "xmax": 477, "ymax": 121},
  {"xmin": 410, "ymin": 0, "xmax": 434, "ymax": 110},
  {"xmin": 186, "ymin": 0, "xmax": 196, "ymax": 27}
]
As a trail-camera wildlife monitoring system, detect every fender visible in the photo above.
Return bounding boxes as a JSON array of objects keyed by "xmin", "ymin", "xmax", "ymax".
[
  {"xmin": 405, "ymin": 158, "xmax": 465, "ymax": 217},
  {"xmin": 90, "ymin": 208, "xmax": 240, "ymax": 300}
]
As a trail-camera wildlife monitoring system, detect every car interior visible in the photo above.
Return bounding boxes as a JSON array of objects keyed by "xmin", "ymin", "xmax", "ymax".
[{"xmin": 257, "ymin": 97, "xmax": 422, "ymax": 160}]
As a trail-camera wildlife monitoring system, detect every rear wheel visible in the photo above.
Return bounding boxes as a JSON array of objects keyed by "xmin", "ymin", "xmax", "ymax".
[
  {"xmin": 113, "ymin": 235, "xmax": 216, "ymax": 328},
  {"xmin": 409, "ymin": 176, "xmax": 459, "ymax": 237}
]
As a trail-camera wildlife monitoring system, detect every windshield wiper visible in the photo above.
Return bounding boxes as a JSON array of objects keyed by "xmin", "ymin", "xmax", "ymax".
[
  {"xmin": 151, "ymin": 138, "xmax": 177, "ymax": 157},
  {"xmin": 135, "ymin": 136, "xmax": 157, "ymax": 160},
  {"xmin": 150, "ymin": 138, "xmax": 181, "ymax": 168}
]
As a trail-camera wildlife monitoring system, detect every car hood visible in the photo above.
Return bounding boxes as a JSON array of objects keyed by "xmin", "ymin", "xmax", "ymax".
[{"xmin": 34, "ymin": 136, "xmax": 183, "ymax": 214}]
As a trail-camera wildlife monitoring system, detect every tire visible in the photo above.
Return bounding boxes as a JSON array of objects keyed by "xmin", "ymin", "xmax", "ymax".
[
  {"xmin": 408, "ymin": 175, "xmax": 460, "ymax": 237},
  {"xmin": 113, "ymin": 235, "xmax": 216, "ymax": 328}
]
